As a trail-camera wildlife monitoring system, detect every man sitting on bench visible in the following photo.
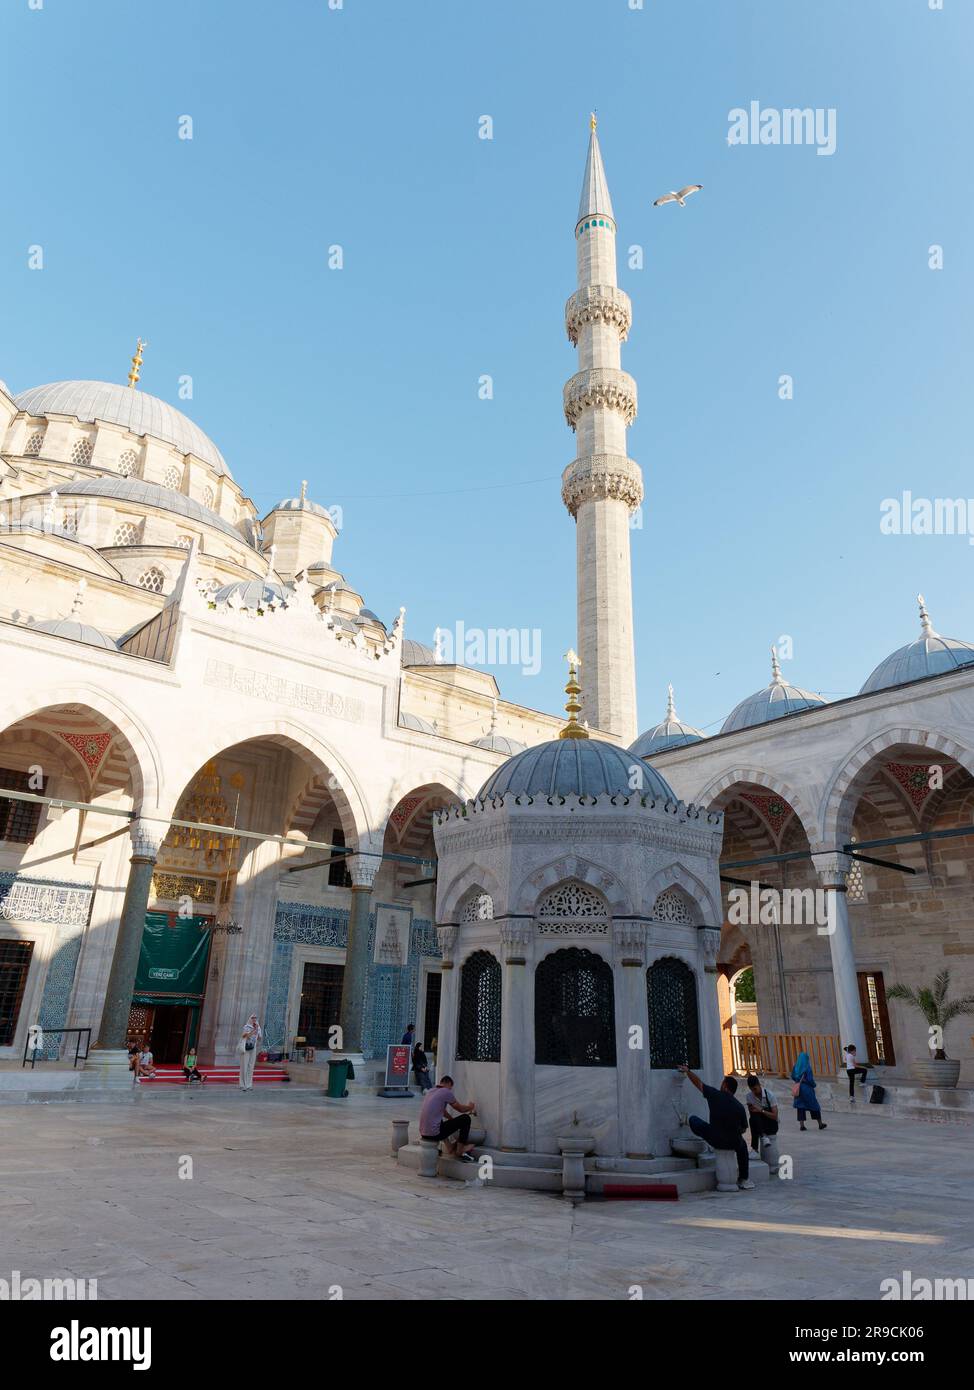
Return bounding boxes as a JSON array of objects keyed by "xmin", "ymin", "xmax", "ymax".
[
  {"xmin": 419, "ymin": 1075, "xmax": 477, "ymax": 1162},
  {"xmin": 678, "ymin": 1064, "xmax": 754, "ymax": 1190}
]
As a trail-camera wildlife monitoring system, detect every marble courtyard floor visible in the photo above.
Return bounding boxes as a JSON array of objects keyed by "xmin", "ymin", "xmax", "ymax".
[{"xmin": 0, "ymin": 1091, "xmax": 970, "ymax": 1301}]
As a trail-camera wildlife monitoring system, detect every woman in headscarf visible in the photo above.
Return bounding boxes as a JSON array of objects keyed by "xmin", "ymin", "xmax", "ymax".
[
  {"xmin": 238, "ymin": 1014, "xmax": 262, "ymax": 1091},
  {"xmin": 791, "ymin": 1050, "xmax": 827, "ymax": 1132}
]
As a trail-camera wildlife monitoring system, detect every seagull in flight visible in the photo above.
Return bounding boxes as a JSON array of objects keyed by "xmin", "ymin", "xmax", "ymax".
[{"xmin": 653, "ymin": 184, "xmax": 703, "ymax": 208}]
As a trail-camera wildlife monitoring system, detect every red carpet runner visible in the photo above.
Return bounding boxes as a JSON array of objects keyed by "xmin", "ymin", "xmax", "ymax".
[{"xmin": 138, "ymin": 1064, "xmax": 290, "ymax": 1086}]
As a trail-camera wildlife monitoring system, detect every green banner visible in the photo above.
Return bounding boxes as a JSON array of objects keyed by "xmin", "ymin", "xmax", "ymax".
[{"xmin": 132, "ymin": 913, "xmax": 212, "ymax": 1005}]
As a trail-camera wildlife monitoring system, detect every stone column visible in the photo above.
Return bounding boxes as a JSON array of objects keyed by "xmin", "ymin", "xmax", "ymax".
[
  {"xmin": 433, "ymin": 925, "xmax": 458, "ymax": 1078},
  {"xmin": 813, "ymin": 853, "xmax": 867, "ymax": 1059},
  {"xmin": 614, "ymin": 921, "xmax": 651, "ymax": 1157},
  {"xmin": 337, "ymin": 856, "xmax": 379, "ymax": 1056},
  {"xmin": 697, "ymin": 927, "xmax": 726, "ymax": 1081},
  {"xmin": 499, "ymin": 921, "xmax": 533, "ymax": 1152},
  {"xmin": 86, "ymin": 818, "xmax": 163, "ymax": 1086}
]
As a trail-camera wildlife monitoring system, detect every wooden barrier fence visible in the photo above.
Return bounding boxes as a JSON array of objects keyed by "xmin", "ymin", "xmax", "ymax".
[{"xmin": 731, "ymin": 1032, "xmax": 841, "ymax": 1079}]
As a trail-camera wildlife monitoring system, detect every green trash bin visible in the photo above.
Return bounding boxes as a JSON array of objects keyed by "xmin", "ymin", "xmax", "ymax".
[{"xmin": 326, "ymin": 1058, "xmax": 350, "ymax": 1098}]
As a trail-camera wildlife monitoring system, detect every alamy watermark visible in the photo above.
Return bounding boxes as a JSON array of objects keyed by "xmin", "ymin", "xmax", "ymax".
[
  {"xmin": 433, "ymin": 622, "xmax": 541, "ymax": 677},
  {"xmin": 880, "ymin": 492, "xmax": 974, "ymax": 544},
  {"xmin": 727, "ymin": 102, "xmax": 837, "ymax": 157}
]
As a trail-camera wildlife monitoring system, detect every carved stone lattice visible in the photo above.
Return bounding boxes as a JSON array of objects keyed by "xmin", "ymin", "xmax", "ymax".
[
  {"xmin": 537, "ymin": 881, "xmax": 608, "ymax": 921},
  {"xmin": 647, "ymin": 957, "xmax": 700, "ymax": 1069},
  {"xmin": 652, "ymin": 889, "xmax": 692, "ymax": 924},
  {"xmin": 460, "ymin": 892, "xmax": 494, "ymax": 922},
  {"xmin": 455, "ymin": 950, "xmax": 502, "ymax": 1062}
]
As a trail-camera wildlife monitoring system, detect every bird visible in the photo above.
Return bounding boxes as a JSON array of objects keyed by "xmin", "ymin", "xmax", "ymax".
[{"xmin": 653, "ymin": 184, "xmax": 703, "ymax": 208}]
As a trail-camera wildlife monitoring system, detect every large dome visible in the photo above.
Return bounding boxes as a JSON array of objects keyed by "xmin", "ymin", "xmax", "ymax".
[
  {"xmin": 477, "ymin": 736, "xmax": 676, "ymax": 802},
  {"xmin": 721, "ymin": 650, "xmax": 826, "ymax": 734},
  {"xmin": 15, "ymin": 381, "xmax": 228, "ymax": 475},
  {"xmin": 631, "ymin": 685, "xmax": 705, "ymax": 758},
  {"xmin": 861, "ymin": 596, "xmax": 974, "ymax": 694}
]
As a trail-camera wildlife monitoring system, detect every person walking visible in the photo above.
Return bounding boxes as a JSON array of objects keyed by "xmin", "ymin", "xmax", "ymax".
[
  {"xmin": 412, "ymin": 1041, "xmax": 433, "ymax": 1093},
  {"xmin": 744, "ymin": 1074, "xmax": 778, "ymax": 1155},
  {"xmin": 843, "ymin": 1043, "xmax": 869, "ymax": 1103},
  {"xmin": 678, "ymin": 1064, "xmax": 754, "ymax": 1190},
  {"xmin": 791, "ymin": 1050, "xmax": 827, "ymax": 1131},
  {"xmin": 238, "ymin": 1014, "xmax": 262, "ymax": 1091}
]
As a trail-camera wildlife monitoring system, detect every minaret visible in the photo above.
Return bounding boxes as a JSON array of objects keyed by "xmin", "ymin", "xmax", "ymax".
[{"xmin": 561, "ymin": 116, "xmax": 643, "ymax": 744}]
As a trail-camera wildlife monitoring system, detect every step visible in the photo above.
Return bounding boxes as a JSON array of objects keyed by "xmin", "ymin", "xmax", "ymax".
[
  {"xmin": 138, "ymin": 1065, "xmax": 290, "ymax": 1086},
  {"xmin": 396, "ymin": 1144, "xmax": 718, "ymax": 1195}
]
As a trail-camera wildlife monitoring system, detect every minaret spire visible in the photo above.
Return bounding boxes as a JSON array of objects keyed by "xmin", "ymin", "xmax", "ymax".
[{"xmin": 561, "ymin": 119, "xmax": 643, "ymax": 743}]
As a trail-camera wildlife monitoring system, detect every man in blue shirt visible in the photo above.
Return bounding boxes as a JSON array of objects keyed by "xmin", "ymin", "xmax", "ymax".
[{"xmin": 678, "ymin": 1064, "xmax": 753, "ymax": 1189}]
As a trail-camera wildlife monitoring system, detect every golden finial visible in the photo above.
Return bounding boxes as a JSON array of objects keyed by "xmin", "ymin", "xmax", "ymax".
[
  {"xmin": 127, "ymin": 338, "xmax": 146, "ymax": 389},
  {"xmin": 590, "ymin": 111, "xmax": 597, "ymax": 133},
  {"xmin": 559, "ymin": 648, "xmax": 589, "ymax": 740}
]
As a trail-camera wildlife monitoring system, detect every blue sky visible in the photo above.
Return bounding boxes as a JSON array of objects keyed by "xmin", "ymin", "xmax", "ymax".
[{"xmin": 2, "ymin": 0, "xmax": 970, "ymax": 735}]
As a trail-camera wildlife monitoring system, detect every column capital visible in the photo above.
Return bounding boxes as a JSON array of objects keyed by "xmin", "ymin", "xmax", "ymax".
[
  {"xmin": 812, "ymin": 851, "xmax": 853, "ymax": 888},
  {"xmin": 129, "ymin": 817, "xmax": 165, "ymax": 861},
  {"xmin": 697, "ymin": 926, "xmax": 722, "ymax": 972},
  {"xmin": 500, "ymin": 921, "xmax": 532, "ymax": 963},
  {"xmin": 613, "ymin": 919, "xmax": 648, "ymax": 966},
  {"xmin": 348, "ymin": 856, "xmax": 379, "ymax": 890},
  {"xmin": 436, "ymin": 924, "xmax": 458, "ymax": 962}
]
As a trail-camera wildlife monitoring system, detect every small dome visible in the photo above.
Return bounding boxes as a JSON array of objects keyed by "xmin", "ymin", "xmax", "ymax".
[
  {"xmin": 477, "ymin": 736, "xmax": 675, "ymax": 802},
  {"xmin": 15, "ymin": 381, "xmax": 228, "ymax": 475},
  {"xmin": 473, "ymin": 731, "xmax": 527, "ymax": 756},
  {"xmin": 357, "ymin": 607, "xmax": 385, "ymax": 628},
  {"xmin": 722, "ymin": 649, "xmax": 826, "ymax": 734},
  {"xmin": 631, "ymin": 685, "xmax": 705, "ymax": 757},
  {"xmin": 266, "ymin": 482, "xmax": 334, "ymax": 523},
  {"xmin": 28, "ymin": 617, "xmax": 116, "ymax": 649},
  {"xmin": 861, "ymin": 595, "xmax": 974, "ymax": 694},
  {"xmin": 213, "ymin": 578, "xmax": 289, "ymax": 610},
  {"xmin": 402, "ymin": 638, "xmax": 437, "ymax": 666},
  {"xmin": 27, "ymin": 579, "xmax": 116, "ymax": 649},
  {"xmin": 400, "ymin": 711, "xmax": 438, "ymax": 735}
]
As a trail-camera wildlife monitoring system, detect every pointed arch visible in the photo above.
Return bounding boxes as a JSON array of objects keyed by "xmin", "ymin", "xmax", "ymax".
[
  {"xmin": 694, "ymin": 767, "xmax": 819, "ymax": 850},
  {"xmin": 512, "ymin": 851, "xmax": 633, "ymax": 917},
  {"xmin": 641, "ymin": 861, "xmax": 720, "ymax": 924}
]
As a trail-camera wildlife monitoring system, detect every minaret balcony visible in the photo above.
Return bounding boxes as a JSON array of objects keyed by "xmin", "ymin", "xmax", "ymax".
[
  {"xmin": 561, "ymin": 454, "xmax": 644, "ymax": 516},
  {"xmin": 563, "ymin": 368, "xmax": 637, "ymax": 431},
  {"xmin": 565, "ymin": 285, "xmax": 632, "ymax": 345}
]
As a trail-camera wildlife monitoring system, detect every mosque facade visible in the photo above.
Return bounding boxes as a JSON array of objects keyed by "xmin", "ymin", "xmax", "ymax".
[{"xmin": 1, "ymin": 124, "xmax": 972, "ymax": 1095}]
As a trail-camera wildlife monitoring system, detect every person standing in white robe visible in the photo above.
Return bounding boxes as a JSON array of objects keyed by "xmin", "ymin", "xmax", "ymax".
[{"xmin": 238, "ymin": 1014, "xmax": 262, "ymax": 1090}]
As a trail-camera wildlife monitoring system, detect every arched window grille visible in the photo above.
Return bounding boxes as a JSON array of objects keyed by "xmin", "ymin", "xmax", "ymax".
[
  {"xmin": 647, "ymin": 957, "xmax": 700, "ymax": 1069},
  {"xmin": 137, "ymin": 566, "xmax": 166, "ymax": 593},
  {"xmin": 535, "ymin": 946, "xmax": 616, "ymax": 1066},
  {"xmin": 117, "ymin": 450, "xmax": 138, "ymax": 477},
  {"xmin": 536, "ymin": 879, "xmax": 609, "ymax": 936},
  {"xmin": 455, "ymin": 950, "xmax": 501, "ymax": 1062},
  {"xmin": 162, "ymin": 464, "xmax": 182, "ymax": 491},
  {"xmin": 70, "ymin": 437, "xmax": 93, "ymax": 465},
  {"xmin": 113, "ymin": 521, "xmax": 140, "ymax": 546},
  {"xmin": 459, "ymin": 891, "xmax": 493, "ymax": 922},
  {"xmin": 24, "ymin": 432, "xmax": 44, "ymax": 457},
  {"xmin": 651, "ymin": 888, "xmax": 693, "ymax": 924}
]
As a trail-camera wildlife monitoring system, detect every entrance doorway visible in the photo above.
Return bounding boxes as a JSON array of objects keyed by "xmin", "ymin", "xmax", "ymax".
[
  {"xmin": 857, "ymin": 971, "xmax": 895, "ymax": 1065},
  {"xmin": 297, "ymin": 961, "xmax": 344, "ymax": 1048},
  {"xmin": 150, "ymin": 1005, "xmax": 191, "ymax": 1064},
  {"xmin": 422, "ymin": 970, "xmax": 441, "ymax": 1051}
]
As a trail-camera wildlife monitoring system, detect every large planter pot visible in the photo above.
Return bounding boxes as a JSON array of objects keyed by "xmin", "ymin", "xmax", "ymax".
[{"xmin": 912, "ymin": 1057, "xmax": 961, "ymax": 1088}]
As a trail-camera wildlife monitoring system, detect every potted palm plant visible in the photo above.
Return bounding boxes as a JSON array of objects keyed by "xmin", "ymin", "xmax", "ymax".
[{"xmin": 887, "ymin": 970, "xmax": 974, "ymax": 1087}]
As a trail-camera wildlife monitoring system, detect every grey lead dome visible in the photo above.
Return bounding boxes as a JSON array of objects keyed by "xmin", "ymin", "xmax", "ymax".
[
  {"xmin": 477, "ymin": 736, "xmax": 676, "ymax": 802},
  {"xmin": 15, "ymin": 381, "xmax": 229, "ymax": 475}
]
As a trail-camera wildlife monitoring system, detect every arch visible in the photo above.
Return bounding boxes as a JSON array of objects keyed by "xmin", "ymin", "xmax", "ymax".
[
  {"xmin": 695, "ymin": 767, "xmax": 819, "ymax": 851},
  {"xmin": 821, "ymin": 726, "xmax": 974, "ymax": 847},
  {"xmin": 0, "ymin": 684, "xmax": 163, "ymax": 809},
  {"xmin": 161, "ymin": 716, "xmax": 373, "ymax": 840},
  {"xmin": 535, "ymin": 946, "xmax": 616, "ymax": 1067},
  {"xmin": 438, "ymin": 861, "xmax": 505, "ymax": 924},
  {"xmin": 647, "ymin": 955, "xmax": 701, "ymax": 1069},
  {"xmin": 455, "ymin": 949, "xmax": 502, "ymax": 1062},
  {"xmin": 641, "ymin": 861, "xmax": 720, "ymax": 924},
  {"xmin": 512, "ymin": 852, "xmax": 633, "ymax": 917}
]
